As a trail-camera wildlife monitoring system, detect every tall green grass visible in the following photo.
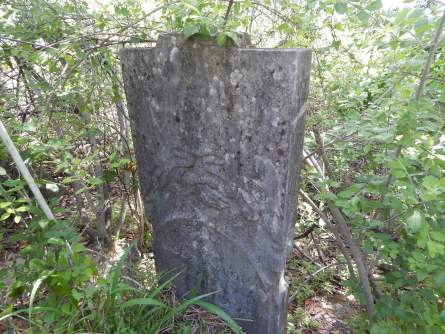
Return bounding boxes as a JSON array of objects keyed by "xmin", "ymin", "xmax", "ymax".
[{"xmin": 1, "ymin": 243, "xmax": 244, "ymax": 334}]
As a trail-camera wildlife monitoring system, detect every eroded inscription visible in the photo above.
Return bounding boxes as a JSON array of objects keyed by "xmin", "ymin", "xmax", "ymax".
[{"xmin": 121, "ymin": 33, "xmax": 311, "ymax": 334}]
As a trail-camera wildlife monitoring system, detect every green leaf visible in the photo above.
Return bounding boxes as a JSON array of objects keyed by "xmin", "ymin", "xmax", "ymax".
[
  {"xmin": 0, "ymin": 212, "xmax": 11, "ymax": 221},
  {"xmin": 433, "ymin": 271, "xmax": 445, "ymax": 286},
  {"xmin": 0, "ymin": 309, "xmax": 30, "ymax": 323},
  {"xmin": 157, "ymin": 292, "xmax": 219, "ymax": 331},
  {"xmin": 358, "ymin": 10, "xmax": 369, "ymax": 23},
  {"xmin": 15, "ymin": 206, "xmax": 29, "ymax": 212},
  {"xmin": 431, "ymin": 231, "xmax": 445, "ymax": 242},
  {"xmin": 0, "ymin": 202, "xmax": 12, "ymax": 209},
  {"xmin": 194, "ymin": 300, "xmax": 244, "ymax": 334},
  {"xmin": 29, "ymin": 276, "xmax": 48, "ymax": 320},
  {"xmin": 103, "ymin": 170, "xmax": 116, "ymax": 183},
  {"xmin": 417, "ymin": 223, "xmax": 429, "ymax": 248},
  {"xmin": 21, "ymin": 245, "xmax": 33, "ymax": 255},
  {"xmin": 423, "ymin": 175, "xmax": 440, "ymax": 189},
  {"xmin": 120, "ymin": 7, "xmax": 129, "ymax": 17},
  {"xmin": 225, "ymin": 32, "xmax": 239, "ymax": 46},
  {"xmin": 416, "ymin": 271, "xmax": 429, "ymax": 282},
  {"xmin": 406, "ymin": 210, "xmax": 423, "ymax": 233},
  {"xmin": 414, "ymin": 18, "xmax": 430, "ymax": 37},
  {"xmin": 371, "ymin": 321, "xmax": 399, "ymax": 334},
  {"xmin": 422, "ymin": 175, "xmax": 443, "ymax": 201},
  {"xmin": 334, "ymin": 2, "xmax": 347, "ymax": 15},
  {"xmin": 29, "ymin": 258, "xmax": 44, "ymax": 270},
  {"xmin": 216, "ymin": 33, "xmax": 227, "ymax": 47},
  {"xmin": 87, "ymin": 177, "xmax": 103, "ymax": 186},
  {"xmin": 181, "ymin": 2, "xmax": 199, "ymax": 13},
  {"xmin": 183, "ymin": 22, "xmax": 199, "ymax": 38},
  {"xmin": 38, "ymin": 219, "xmax": 50, "ymax": 229},
  {"xmin": 427, "ymin": 240, "xmax": 444, "ymax": 257},
  {"xmin": 408, "ymin": 8, "xmax": 423, "ymax": 19},
  {"xmin": 0, "ymin": 167, "xmax": 6, "ymax": 176},
  {"xmin": 121, "ymin": 298, "xmax": 166, "ymax": 309},
  {"xmin": 45, "ymin": 183, "xmax": 59, "ymax": 193},
  {"xmin": 277, "ymin": 22, "xmax": 292, "ymax": 34},
  {"xmin": 338, "ymin": 184, "xmax": 362, "ymax": 199},
  {"xmin": 367, "ymin": 0, "xmax": 382, "ymax": 11},
  {"xmin": 199, "ymin": 24, "xmax": 211, "ymax": 38},
  {"xmin": 394, "ymin": 8, "xmax": 409, "ymax": 24},
  {"xmin": 47, "ymin": 237, "xmax": 64, "ymax": 246},
  {"xmin": 389, "ymin": 38, "xmax": 398, "ymax": 50},
  {"xmin": 332, "ymin": 40, "xmax": 341, "ymax": 49},
  {"xmin": 71, "ymin": 289, "xmax": 83, "ymax": 301}
]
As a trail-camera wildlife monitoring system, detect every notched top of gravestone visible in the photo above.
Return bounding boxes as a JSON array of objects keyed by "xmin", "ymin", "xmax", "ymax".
[
  {"xmin": 120, "ymin": 32, "xmax": 252, "ymax": 52},
  {"xmin": 119, "ymin": 32, "xmax": 311, "ymax": 55},
  {"xmin": 157, "ymin": 32, "xmax": 254, "ymax": 49}
]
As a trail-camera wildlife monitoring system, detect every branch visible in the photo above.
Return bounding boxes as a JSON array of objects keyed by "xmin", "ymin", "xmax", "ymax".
[
  {"xmin": 299, "ymin": 190, "xmax": 357, "ymax": 282},
  {"xmin": 223, "ymin": 0, "xmax": 235, "ymax": 29},
  {"xmin": 294, "ymin": 224, "xmax": 318, "ymax": 240},
  {"xmin": 416, "ymin": 9, "xmax": 445, "ymax": 101},
  {"xmin": 302, "ymin": 139, "xmax": 377, "ymax": 318},
  {"xmin": 384, "ymin": 9, "xmax": 445, "ymax": 189},
  {"xmin": 0, "ymin": 120, "xmax": 55, "ymax": 221}
]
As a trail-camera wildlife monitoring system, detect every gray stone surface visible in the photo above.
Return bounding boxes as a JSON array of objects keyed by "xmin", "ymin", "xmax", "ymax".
[{"xmin": 120, "ymin": 34, "xmax": 311, "ymax": 334}]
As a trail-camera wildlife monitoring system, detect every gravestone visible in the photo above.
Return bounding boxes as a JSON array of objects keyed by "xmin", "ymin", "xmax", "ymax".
[{"xmin": 120, "ymin": 33, "xmax": 311, "ymax": 334}]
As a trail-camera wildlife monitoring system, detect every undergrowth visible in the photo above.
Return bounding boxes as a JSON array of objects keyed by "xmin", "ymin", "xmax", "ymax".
[{"xmin": 0, "ymin": 220, "xmax": 243, "ymax": 334}]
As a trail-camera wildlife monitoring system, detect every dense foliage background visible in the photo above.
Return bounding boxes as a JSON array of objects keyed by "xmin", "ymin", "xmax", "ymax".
[{"xmin": 1, "ymin": 0, "xmax": 444, "ymax": 333}]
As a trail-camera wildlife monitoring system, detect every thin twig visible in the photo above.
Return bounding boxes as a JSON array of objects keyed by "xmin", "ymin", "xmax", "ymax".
[
  {"xmin": 299, "ymin": 190, "xmax": 357, "ymax": 282},
  {"xmin": 294, "ymin": 224, "xmax": 318, "ymax": 240},
  {"xmin": 289, "ymin": 262, "xmax": 345, "ymax": 303},
  {"xmin": 222, "ymin": 0, "xmax": 234, "ymax": 29}
]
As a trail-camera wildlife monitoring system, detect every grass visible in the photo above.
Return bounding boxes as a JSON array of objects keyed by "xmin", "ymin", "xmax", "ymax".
[{"xmin": 1, "ymin": 243, "xmax": 244, "ymax": 334}]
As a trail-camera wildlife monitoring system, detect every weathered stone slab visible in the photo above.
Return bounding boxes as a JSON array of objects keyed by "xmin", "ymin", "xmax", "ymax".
[{"xmin": 120, "ymin": 33, "xmax": 311, "ymax": 334}]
